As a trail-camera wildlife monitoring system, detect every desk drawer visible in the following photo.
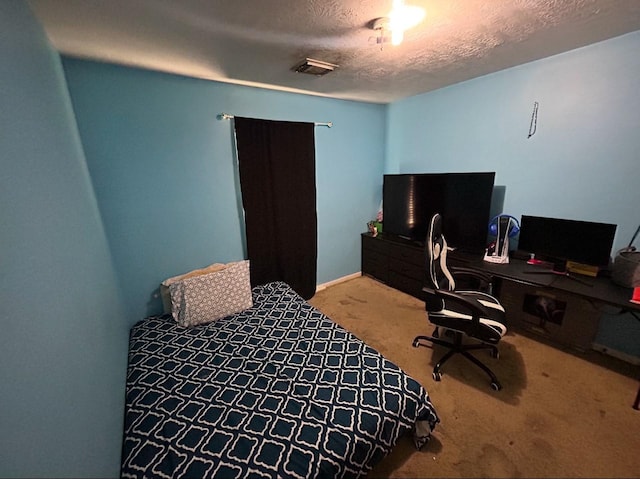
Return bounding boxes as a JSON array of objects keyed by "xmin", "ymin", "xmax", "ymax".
[
  {"xmin": 362, "ymin": 249, "xmax": 388, "ymax": 282},
  {"xmin": 389, "ymin": 271, "xmax": 423, "ymax": 298},
  {"xmin": 389, "ymin": 259, "xmax": 423, "ymax": 281},
  {"xmin": 388, "ymin": 242, "xmax": 424, "ymax": 265},
  {"xmin": 361, "ymin": 234, "xmax": 388, "ymax": 255}
]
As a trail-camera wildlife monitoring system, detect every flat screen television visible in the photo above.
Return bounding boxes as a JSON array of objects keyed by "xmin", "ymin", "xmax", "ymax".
[
  {"xmin": 517, "ymin": 215, "xmax": 617, "ymax": 268},
  {"xmin": 382, "ymin": 172, "xmax": 495, "ymax": 254}
]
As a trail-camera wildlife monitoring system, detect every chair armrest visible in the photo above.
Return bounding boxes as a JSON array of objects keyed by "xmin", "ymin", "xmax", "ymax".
[
  {"xmin": 450, "ymin": 266, "xmax": 492, "ymax": 281},
  {"xmin": 449, "ymin": 267, "xmax": 493, "ymax": 292},
  {"xmin": 422, "ymin": 286, "xmax": 492, "ymax": 323}
]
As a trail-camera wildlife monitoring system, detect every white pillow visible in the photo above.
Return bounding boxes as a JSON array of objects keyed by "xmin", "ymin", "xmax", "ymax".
[{"xmin": 168, "ymin": 260, "xmax": 253, "ymax": 327}]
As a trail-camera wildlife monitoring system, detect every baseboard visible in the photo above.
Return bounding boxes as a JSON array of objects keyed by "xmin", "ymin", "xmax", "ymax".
[
  {"xmin": 316, "ymin": 272, "xmax": 362, "ymax": 292},
  {"xmin": 592, "ymin": 343, "xmax": 640, "ymax": 366}
]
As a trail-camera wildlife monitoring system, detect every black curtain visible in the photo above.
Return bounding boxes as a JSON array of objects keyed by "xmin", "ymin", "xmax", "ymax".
[{"xmin": 234, "ymin": 117, "xmax": 317, "ymax": 299}]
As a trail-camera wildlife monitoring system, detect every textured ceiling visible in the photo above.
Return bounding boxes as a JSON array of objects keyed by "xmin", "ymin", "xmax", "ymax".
[{"xmin": 28, "ymin": 0, "xmax": 640, "ymax": 103}]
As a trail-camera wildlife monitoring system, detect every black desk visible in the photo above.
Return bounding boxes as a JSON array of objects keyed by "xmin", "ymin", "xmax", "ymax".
[
  {"xmin": 361, "ymin": 232, "xmax": 639, "ymax": 316},
  {"xmin": 362, "ymin": 233, "xmax": 639, "ymax": 338},
  {"xmin": 454, "ymin": 255, "xmax": 640, "ymax": 314},
  {"xmin": 448, "ymin": 253, "xmax": 639, "ymax": 351}
]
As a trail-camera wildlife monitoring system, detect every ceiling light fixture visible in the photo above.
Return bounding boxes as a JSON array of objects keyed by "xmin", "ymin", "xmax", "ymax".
[{"xmin": 372, "ymin": 0, "xmax": 426, "ymax": 47}]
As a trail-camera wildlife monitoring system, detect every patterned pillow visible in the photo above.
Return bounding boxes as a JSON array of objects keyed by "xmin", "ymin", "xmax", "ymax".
[
  {"xmin": 160, "ymin": 263, "xmax": 227, "ymax": 314},
  {"xmin": 168, "ymin": 260, "xmax": 253, "ymax": 327}
]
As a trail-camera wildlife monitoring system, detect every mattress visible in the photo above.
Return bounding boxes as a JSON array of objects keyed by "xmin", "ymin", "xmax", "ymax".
[{"xmin": 121, "ymin": 281, "xmax": 438, "ymax": 478}]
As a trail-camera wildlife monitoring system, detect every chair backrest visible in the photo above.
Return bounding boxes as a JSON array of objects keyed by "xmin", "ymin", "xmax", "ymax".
[{"xmin": 425, "ymin": 213, "xmax": 457, "ymax": 295}]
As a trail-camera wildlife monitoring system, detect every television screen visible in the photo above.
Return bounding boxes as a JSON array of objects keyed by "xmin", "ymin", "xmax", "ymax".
[
  {"xmin": 517, "ymin": 215, "xmax": 617, "ymax": 267},
  {"xmin": 382, "ymin": 172, "xmax": 495, "ymax": 254}
]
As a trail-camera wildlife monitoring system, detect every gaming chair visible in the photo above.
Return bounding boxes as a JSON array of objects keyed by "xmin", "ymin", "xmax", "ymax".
[{"xmin": 413, "ymin": 213, "xmax": 508, "ymax": 390}]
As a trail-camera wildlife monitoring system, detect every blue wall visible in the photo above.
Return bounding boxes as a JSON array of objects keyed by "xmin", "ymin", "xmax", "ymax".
[
  {"xmin": 0, "ymin": 1, "xmax": 128, "ymax": 477},
  {"xmin": 386, "ymin": 31, "xmax": 640, "ymax": 357},
  {"xmin": 61, "ymin": 59, "xmax": 386, "ymax": 324}
]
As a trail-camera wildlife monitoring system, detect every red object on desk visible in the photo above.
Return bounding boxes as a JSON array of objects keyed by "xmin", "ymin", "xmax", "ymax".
[{"xmin": 631, "ymin": 287, "xmax": 640, "ymax": 304}]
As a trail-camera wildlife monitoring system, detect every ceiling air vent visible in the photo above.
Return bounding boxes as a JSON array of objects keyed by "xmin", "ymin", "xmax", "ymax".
[{"xmin": 293, "ymin": 58, "xmax": 338, "ymax": 76}]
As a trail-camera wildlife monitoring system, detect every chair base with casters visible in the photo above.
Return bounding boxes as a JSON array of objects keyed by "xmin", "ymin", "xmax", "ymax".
[{"xmin": 413, "ymin": 326, "xmax": 502, "ymax": 391}]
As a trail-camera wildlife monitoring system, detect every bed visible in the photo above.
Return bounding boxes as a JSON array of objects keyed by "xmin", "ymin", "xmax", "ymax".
[{"xmin": 121, "ymin": 281, "xmax": 439, "ymax": 478}]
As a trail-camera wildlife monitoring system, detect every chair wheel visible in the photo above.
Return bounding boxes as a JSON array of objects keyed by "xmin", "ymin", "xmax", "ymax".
[
  {"xmin": 412, "ymin": 338, "xmax": 420, "ymax": 348},
  {"xmin": 432, "ymin": 371, "xmax": 442, "ymax": 382},
  {"xmin": 490, "ymin": 381, "xmax": 502, "ymax": 391}
]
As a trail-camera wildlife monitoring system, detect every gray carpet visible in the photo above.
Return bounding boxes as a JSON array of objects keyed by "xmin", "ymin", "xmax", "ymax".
[{"xmin": 310, "ymin": 276, "xmax": 640, "ymax": 478}]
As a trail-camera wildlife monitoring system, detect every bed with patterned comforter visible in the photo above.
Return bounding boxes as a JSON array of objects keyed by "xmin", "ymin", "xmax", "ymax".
[{"xmin": 121, "ymin": 281, "xmax": 438, "ymax": 478}]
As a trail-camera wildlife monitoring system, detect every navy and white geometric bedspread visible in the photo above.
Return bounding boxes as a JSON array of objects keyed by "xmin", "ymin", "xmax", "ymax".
[{"xmin": 121, "ymin": 281, "xmax": 439, "ymax": 479}]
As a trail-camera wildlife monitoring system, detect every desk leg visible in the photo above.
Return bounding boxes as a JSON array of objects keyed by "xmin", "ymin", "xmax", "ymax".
[{"xmin": 634, "ymin": 383, "xmax": 640, "ymax": 410}]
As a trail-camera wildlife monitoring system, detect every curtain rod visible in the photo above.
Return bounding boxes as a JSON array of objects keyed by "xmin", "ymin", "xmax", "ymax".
[{"xmin": 219, "ymin": 113, "xmax": 332, "ymax": 128}]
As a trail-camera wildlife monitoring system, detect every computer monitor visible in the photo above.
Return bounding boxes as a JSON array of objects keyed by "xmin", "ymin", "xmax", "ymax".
[{"xmin": 517, "ymin": 215, "xmax": 616, "ymax": 268}]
